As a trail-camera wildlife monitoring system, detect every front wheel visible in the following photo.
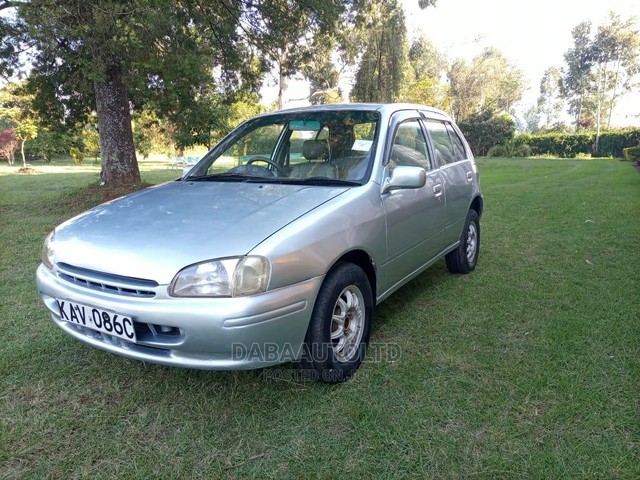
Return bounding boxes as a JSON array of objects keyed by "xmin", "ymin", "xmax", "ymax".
[
  {"xmin": 445, "ymin": 209, "xmax": 480, "ymax": 274},
  {"xmin": 299, "ymin": 263, "xmax": 373, "ymax": 383}
]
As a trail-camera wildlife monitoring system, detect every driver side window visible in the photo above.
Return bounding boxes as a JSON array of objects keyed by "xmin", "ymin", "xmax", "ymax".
[{"xmin": 390, "ymin": 120, "xmax": 432, "ymax": 170}]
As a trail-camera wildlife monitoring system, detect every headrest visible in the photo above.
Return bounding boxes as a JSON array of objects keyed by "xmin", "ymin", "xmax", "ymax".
[{"xmin": 302, "ymin": 140, "xmax": 328, "ymax": 160}]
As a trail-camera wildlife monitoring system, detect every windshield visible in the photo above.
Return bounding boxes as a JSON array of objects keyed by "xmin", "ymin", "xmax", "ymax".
[{"xmin": 185, "ymin": 110, "xmax": 380, "ymax": 185}]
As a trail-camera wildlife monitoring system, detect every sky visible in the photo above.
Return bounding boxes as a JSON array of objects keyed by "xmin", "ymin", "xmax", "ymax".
[{"xmin": 267, "ymin": 0, "xmax": 640, "ymax": 126}]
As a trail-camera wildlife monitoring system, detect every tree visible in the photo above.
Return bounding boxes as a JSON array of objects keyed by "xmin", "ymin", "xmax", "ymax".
[
  {"xmin": 516, "ymin": 105, "xmax": 541, "ymax": 133},
  {"xmin": 0, "ymin": 128, "xmax": 17, "ymax": 164},
  {"xmin": 401, "ymin": 37, "xmax": 449, "ymax": 109},
  {"xmin": 590, "ymin": 13, "xmax": 639, "ymax": 153},
  {"xmin": 351, "ymin": 0, "xmax": 409, "ymax": 103},
  {"xmin": 300, "ymin": 33, "xmax": 343, "ymax": 105},
  {"xmin": 538, "ymin": 67, "xmax": 564, "ymax": 128},
  {"xmin": 408, "ymin": 36, "xmax": 448, "ymax": 81},
  {"xmin": 25, "ymin": 128, "xmax": 73, "ymax": 162},
  {"xmin": 0, "ymin": 81, "xmax": 38, "ymax": 167},
  {"xmin": 561, "ymin": 14, "xmax": 639, "ymax": 151},
  {"xmin": 240, "ymin": 0, "xmax": 345, "ymax": 109},
  {"xmin": 14, "ymin": 118, "xmax": 37, "ymax": 167},
  {"xmin": 562, "ymin": 21, "xmax": 597, "ymax": 130},
  {"xmin": 447, "ymin": 48, "xmax": 524, "ymax": 122},
  {"xmin": 1, "ymin": 1, "xmax": 258, "ymax": 187}
]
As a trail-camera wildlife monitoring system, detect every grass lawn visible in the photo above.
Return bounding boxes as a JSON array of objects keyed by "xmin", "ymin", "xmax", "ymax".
[{"xmin": 0, "ymin": 157, "xmax": 638, "ymax": 479}]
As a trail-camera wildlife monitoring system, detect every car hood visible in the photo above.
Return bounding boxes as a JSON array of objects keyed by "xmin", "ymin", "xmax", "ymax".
[{"xmin": 52, "ymin": 181, "xmax": 349, "ymax": 283}]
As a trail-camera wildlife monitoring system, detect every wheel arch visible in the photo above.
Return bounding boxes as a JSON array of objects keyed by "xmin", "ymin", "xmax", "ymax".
[
  {"xmin": 328, "ymin": 249, "xmax": 377, "ymax": 300},
  {"xmin": 470, "ymin": 195, "xmax": 483, "ymax": 218}
]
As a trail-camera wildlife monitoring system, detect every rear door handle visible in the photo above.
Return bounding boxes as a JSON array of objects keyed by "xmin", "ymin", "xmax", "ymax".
[
  {"xmin": 466, "ymin": 171, "xmax": 473, "ymax": 182},
  {"xmin": 433, "ymin": 184, "xmax": 443, "ymax": 197}
]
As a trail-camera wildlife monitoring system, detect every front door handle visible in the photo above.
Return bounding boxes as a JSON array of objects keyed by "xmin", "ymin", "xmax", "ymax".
[{"xmin": 433, "ymin": 184, "xmax": 443, "ymax": 197}]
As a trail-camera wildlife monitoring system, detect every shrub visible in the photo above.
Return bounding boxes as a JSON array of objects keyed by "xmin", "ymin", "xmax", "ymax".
[
  {"xmin": 623, "ymin": 146, "xmax": 640, "ymax": 161},
  {"xmin": 523, "ymin": 129, "xmax": 640, "ymax": 158},
  {"xmin": 458, "ymin": 111, "xmax": 515, "ymax": 157},
  {"xmin": 69, "ymin": 146, "xmax": 84, "ymax": 165},
  {"xmin": 487, "ymin": 139, "xmax": 532, "ymax": 158}
]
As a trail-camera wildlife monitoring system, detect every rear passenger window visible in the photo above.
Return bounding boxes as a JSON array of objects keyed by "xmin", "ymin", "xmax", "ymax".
[
  {"xmin": 446, "ymin": 123, "xmax": 467, "ymax": 161},
  {"xmin": 390, "ymin": 120, "xmax": 431, "ymax": 170},
  {"xmin": 425, "ymin": 120, "xmax": 457, "ymax": 165}
]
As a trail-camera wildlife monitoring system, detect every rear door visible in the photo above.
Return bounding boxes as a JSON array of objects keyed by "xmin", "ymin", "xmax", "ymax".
[{"xmin": 423, "ymin": 118, "xmax": 475, "ymax": 246}]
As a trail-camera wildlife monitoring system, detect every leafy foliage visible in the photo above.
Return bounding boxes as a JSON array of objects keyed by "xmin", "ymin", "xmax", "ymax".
[
  {"xmin": 486, "ymin": 139, "xmax": 532, "ymax": 158},
  {"xmin": 457, "ymin": 111, "xmax": 516, "ymax": 156},
  {"xmin": 537, "ymin": 67, "xmax": 564, "ymax": 128},
  {"xmin": 0, "ymin": 128, "xmax": 17, "ymax": 164},
  {"xmin": 240, "ymin": 0, "xmax": 345, "ymax": 108},
  {"xmin": 448, "ymin": 48, "xmax": 524, "ymax": 122},
  {"xmin": 401, "ymin": 37, "xmax": 450, "ymax": 109},
  {"xmin": 351, "ymin": 0, "xmax": 409, "ymax": 103},
  {"xmin": 519, "ymin": 129, "xmax": 640, "ymax": 157},
  {"xmin": 0, "ymin": 81, "xmax": 38, "ymax": 167},
  {"xmin": 561, "ymin": 14, "xmax": 639, "ymax": 133},
  {"xmin": 622, "ymin": 146, "xmax": 640, "ymax": 161},
  {"xmin": 69, "ymin": 146, "xmax": 84, "ymax": 165}
]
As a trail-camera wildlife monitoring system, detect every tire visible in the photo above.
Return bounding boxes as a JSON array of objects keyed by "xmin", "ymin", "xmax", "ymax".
[
  {"xmin": 299, "ymin": 263, "xmax": 373, "ymax": 383},
  {"xmin": 445, "ymin": 209, "xmax": 480, "ymax": 274}
]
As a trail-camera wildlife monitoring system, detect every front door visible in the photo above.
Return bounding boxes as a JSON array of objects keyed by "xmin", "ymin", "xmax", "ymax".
[{"xmin": 380, "ymin": 112, "xmax": 447, "ymax": 294}]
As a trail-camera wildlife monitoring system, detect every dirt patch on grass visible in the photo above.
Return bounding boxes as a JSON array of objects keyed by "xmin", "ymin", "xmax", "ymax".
[{"xmin": 17, "ymin": 167, "xmax": 38, "ymax": 174}]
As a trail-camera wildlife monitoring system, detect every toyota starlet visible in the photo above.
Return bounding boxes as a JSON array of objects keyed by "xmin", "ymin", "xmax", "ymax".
[{"xmin": 36, "ymin": 103, "xmax": 483, "ymax": 383}]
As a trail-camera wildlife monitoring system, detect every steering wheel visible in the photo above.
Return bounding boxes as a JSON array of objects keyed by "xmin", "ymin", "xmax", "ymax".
[{"xmin": 246, "ymin": 157, "xmax": 288, "ymax": 177}]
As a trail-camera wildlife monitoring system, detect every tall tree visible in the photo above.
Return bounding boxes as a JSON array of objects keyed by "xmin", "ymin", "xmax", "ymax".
[
  {"xmin": 351, "ymin": 0, "xmax": 409, "ymax": 103},
  {"xmin": 301, "ymin": 34, "xmax": 343, "ymax": 105},
  {"xmin": 448, "ymin": 48, "xmax": 524, "ymax": 121},
  {"xmin": 0, "ymin": 81, "xmax": 38, "ymax": 168},
  {"xmin": 0, "ymin": 1, "xmax": 256, "ymax": 187},
  {"xmin": 590, "ymin": 13, "xmax": 639, "ymax": 152},
  {"xmin": 408, "ymin": 36, "xmax": 448, "ymax": 80},
  {"xmin": 562, "ymin": 21, "xmax": 597, "ymax": 130},
  {"xmin": 401, "ymin": 36, "xmax": 449, "ymax": 109},
  {"xmin": 561, "ymin": 14, "xmax": 639, "ymax": 147},
  {"xmin": 239, "ymin": 0, "xmax": 345, "ymax": 109},
  {"xmin": 537, "ymin": 67, "xmax": 564, "ymax": 128}
]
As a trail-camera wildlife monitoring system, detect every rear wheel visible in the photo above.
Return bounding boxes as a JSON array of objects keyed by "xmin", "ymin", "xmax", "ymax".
[
  {"xmin": 446, "ymin": 209, "xmax": 480, "ymax": 274},
  {"xmin": 299, "ymin": 263, "xmax": 373, "ymax": 383}
]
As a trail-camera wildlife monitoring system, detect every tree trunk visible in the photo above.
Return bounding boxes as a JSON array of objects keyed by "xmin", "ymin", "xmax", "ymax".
[
  {"xmin": 278, "ymin": 64, "xmax": 288, "ymax": 110},
  {"xmin": 94, "ymin": 64, "xmax": 141, "ymax": 187},
  {"xmin": 20, "ymin": 138, "xmax": 26, "ymax": 168},
  {"xmin": 607, "ymin": 56, "xmax": 622, "ymax": 129}
]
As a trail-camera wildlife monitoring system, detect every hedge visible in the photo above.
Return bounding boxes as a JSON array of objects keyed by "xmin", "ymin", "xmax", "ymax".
[
  {"xmin": 623, "ymin": 146, "xmax": 640, "ymax": 161},
  {"xmin": 518, "ymin": 129, "xmax": 640, "ymax": 158}
]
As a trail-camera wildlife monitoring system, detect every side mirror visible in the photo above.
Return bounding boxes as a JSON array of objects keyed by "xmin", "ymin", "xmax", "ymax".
[{"xmin": 383, "ymin": 165, "xmax": 426, "ymax": 193}]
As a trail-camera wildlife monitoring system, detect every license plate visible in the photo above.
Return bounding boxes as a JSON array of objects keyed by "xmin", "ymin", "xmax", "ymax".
[{"xmin": 55, "ymin": 299, "xmax": 137, "ymax": 342}]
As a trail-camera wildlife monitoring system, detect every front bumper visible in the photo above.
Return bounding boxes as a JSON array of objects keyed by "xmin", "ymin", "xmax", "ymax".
[{"xmin": 36, "ymin": 264, "xmax": 323, "ymax": 369}]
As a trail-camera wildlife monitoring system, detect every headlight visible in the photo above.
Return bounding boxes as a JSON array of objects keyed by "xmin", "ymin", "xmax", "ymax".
[
  {"xmin": 170, "ymin": 256, "xmax": 270, "ymax": 297},
  {"xmin": 42, "ymin": 231, "xmax": 55, "ymax": 269}
]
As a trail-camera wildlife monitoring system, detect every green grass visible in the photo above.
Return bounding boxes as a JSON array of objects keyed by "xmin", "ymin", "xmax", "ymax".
[{"xmin": 1, "ymin": 157, "xmax": 638, "ymax": 479}]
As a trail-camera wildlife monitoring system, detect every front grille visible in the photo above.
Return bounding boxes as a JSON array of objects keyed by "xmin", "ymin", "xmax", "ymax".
[{"xmin": 57, "ymin": 263, "xmax": 158, "ymax": 298}]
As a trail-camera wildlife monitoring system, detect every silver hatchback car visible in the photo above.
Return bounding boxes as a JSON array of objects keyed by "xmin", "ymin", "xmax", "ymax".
[{"xmin": 37, "ymin": 103, "xmax": 483, "ymax": 383}]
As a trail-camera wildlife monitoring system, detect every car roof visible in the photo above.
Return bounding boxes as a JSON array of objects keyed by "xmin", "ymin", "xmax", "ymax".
[{"xmin": 256, "ymin": 103, "xmax": 452, "ymax": 122}]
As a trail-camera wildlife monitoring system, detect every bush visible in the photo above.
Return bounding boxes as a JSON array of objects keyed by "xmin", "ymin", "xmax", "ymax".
[
  {"xmin": 523, "ymin": 129, "xmax": 640, "ymax": 158},
  {"xmin": 69, "ymin": 146, "xmax": 84, "ymax": 165},
  {"xmin": 487, "ymin": 139, "xmax": 532, "ymax": 158},
  {"xmin": 458, "ymin": 111, "xmax": 515, "ymax": 157},
  {"xmin": 623, "ymin": 146, "xmax": 640, "ymax": 161}
]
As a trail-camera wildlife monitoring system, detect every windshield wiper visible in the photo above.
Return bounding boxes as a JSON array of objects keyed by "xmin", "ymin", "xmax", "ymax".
[
  {"xmin": 189, "ymin": 173, "xmax": 265, "ymax": 182},
  {"xmin": 281, "ymin": 177, "xmax": 360, "ymax": 186}
]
